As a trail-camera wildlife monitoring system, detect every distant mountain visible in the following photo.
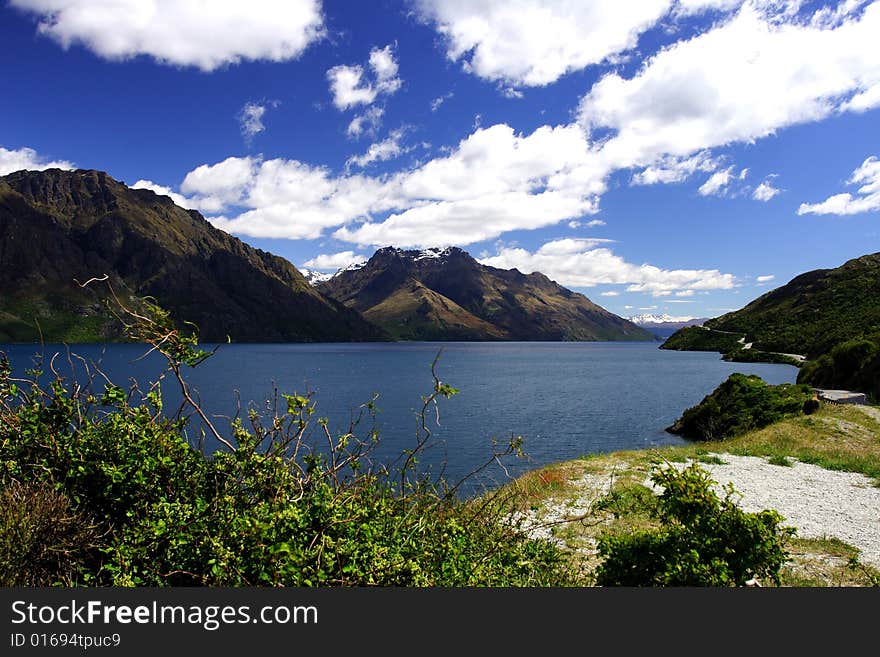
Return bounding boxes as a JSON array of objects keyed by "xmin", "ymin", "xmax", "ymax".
[
  {"xmin": 662, "ymin": 253, "xmax": 880, "ymax": 358},
  {"xmin": 317, "ymin": 246, "xmax": 653, "ymax": 341},
  {"xmin": 0, "ymin": 168, "xmax": 386, "ymax": 342},
  {"xmin": 629, "ymin": 314, "xmax": 709, "ymax": 339},
  {"xmin": 300, "ymin": 269, "xmax": 334, "ymax": 286}
]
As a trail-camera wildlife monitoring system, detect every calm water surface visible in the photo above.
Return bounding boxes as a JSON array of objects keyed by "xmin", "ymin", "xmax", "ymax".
[{"xmin": 1, "ymin": 341, "xmax": 798, "ymax": 493}]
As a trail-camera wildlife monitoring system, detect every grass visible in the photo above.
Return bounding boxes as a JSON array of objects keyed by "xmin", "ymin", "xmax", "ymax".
[{"xmin": 500, "ymin": 401, "xmax": 880, "ymax": 587}]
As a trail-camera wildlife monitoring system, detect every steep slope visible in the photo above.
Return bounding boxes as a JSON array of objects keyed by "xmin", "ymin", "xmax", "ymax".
[
  {"xmin": 318, "ymin": 247, "xmax": 652, "ymax": 341},
  {"xmin": 662, "ymin": 253, "xmax": 880, "ymax": 358},
  {"xmin": 0, "ymin": 169, "xmax": 385, "ymax": 342}
]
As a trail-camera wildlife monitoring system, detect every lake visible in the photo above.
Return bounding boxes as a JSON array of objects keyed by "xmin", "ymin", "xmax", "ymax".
[{"xmin": 0, "ymin": 341, "xmax": 798, "ymax": 494}]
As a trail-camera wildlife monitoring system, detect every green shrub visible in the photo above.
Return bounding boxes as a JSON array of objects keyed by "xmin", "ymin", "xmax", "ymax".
[
  {"xmin": 0, "ymin": 293, "xmax": 580, "ymax": 587},
  {"xmin": 666, "ymin": 373, "xmax": 815, "ymax": 441},
  {"xmin": 798, "ymin": 333, "xmax": 880, "ymax": 401},
  {"xmin": 594, "ymin": 463, "xmax": 795, "ymax": 586}
]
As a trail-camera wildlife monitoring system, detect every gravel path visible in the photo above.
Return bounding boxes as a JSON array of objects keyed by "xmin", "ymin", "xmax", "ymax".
[{"xmin": 669, "ymin": 455, "xmax": 880, "ymax": 568}]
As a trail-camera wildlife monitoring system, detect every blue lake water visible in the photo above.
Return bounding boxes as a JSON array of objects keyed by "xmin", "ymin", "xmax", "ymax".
[{"xmin": 0, "ymin": 341, "xmax": 798, "ymax": 494}]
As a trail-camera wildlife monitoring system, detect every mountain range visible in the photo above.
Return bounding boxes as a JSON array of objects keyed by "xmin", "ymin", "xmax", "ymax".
[
  {"xmin": 316, "ymin": 246, "xmax": 652, "ymax": 341},
  {"xmin": 628, "ymin": 314, "xmax": 708, "ymax": 339},
  {"xmin": 0, "ymin": 168, "xmax": 648, "ymax": 343}
]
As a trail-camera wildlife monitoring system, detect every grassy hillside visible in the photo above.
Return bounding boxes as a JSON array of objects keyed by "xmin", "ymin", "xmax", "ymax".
[{"xmin": 674, "ymin": 253, "xmax": 880, "ymax": 358}]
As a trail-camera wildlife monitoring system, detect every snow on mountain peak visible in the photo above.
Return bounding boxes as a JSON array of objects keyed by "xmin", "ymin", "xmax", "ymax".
[{"xmin": 629, "ymin": 313, "xmax": 698, "ymax": 325}]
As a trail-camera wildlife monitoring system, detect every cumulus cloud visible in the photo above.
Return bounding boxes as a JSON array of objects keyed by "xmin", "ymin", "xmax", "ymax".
[
  {"xmin": 238, "ymin": 101, "xmax": 279, "ymax": 142},
  {"xmin": 346, "ymin": 129, "xmax": 411, "ymax": 169},
  {"xmin": 414, "ymin": 0, "xmax": 672, "ymax": 87},
  {"xmin": 9, "ymin": 0, "xmax": 324, "ymax": 71},
  {"xmin": 579, "ymin": 2, "xmax": 880, "ymax": 170},
  {"xmin": 698, "ymin": 167, "xmax": 736, "ymax": 196},
  {"xmin": 327, "ymin": 44, "xmax": 401, "ymax": 110},
  {"xmin": 0, "ymin": 146, "xmax": 73, "ymax": 175},
  {"xmin": 478, "ymin": 238, "xmax": 735, "ymax": 295},
  {"xmin": 161, "ymin": 122, "xmax": 605, "ymax": 246},
  {"xmin": 347, "ymin": 107, "xmax": 385, "ymax": 138},
  {"xmin": 756, "ymin": 274, "xmax": 775, "ymax": 282},
  {"xmin": 752, "ymin": 175, "xmax": 781, "ymax": 201},
  {"xmin": 302, "ymin": 250, "xmax": 367, "ymax": 271},
  {"xmin": 143, "ymin": 2, "xmax": 880, "ymax": 252},
  {"xmin": 631, "ymin": 151, "xmax": 719, "ymax": 185},
  {"xmin": 600, "ymin": 291, "xmax": 620, "ymax": 296},
  {"xmin": 798, "ymin": 155, "xmax": 880, "ymax": 215},
  {"xmin": 335, "ymin": 191, "xmax": 596, "ymax": 248},
  {"xmin": 180, "ymin": 156, "xmax": 260, "ymax": 209}
]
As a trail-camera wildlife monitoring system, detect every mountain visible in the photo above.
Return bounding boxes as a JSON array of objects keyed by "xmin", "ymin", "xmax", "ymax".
[
  {"xmin": 300, "ymin": 269, "xmax": 334, "ymax": 286},
  {"xmin": 629, "ymin": 314, "xmax": 709, "ymax": 339},
  {"xmin": 316, "ymin": 246, "xmax": 653, "ymax": 341},
  {"xmin": 662, "ymin": 253, "xmax": 880, "ymax": 358},
  {"xmin": 0, "ymin": 168, "xmax": 386, "ymax": 342}
]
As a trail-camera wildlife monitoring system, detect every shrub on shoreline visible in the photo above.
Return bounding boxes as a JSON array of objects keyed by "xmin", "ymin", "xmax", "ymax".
[{"xmin": 666, "ymin": 373, "xmax": 814, "ymax": 442}]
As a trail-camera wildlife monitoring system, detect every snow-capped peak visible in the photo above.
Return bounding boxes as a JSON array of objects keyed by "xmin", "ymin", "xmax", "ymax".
[
  {"xmin": 340, "ymin": 260, "xmax": 366, "ymax": 273},
  {"xmin": 412, "ymin": 247, "xmax": 450, "ymax": 260},
  {"xmin": 301, "ymin": 268, "xmax": 333, "ymax": 285},
  {"xmin": 629, "ymin": 313, "xmax": 699, "ymax": 325}
]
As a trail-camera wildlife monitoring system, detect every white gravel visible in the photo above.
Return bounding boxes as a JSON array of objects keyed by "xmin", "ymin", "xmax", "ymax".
[{"xmin": 664, "ymin": 455, "xmax": 880, "ymax": 569}]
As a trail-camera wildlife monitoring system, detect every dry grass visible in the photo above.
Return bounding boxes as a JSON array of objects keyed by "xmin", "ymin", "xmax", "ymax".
[{"xmin": 500, "ymin": 401, "xmax": 880, "ymax": 587}]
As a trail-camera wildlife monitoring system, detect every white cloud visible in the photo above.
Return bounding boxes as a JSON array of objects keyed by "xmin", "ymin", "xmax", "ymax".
[
  {"xmin": 326, "ymin": 65, "xmax": 378, "ymax": 110},
  {"xmin": 414, "ymin": 0, "xmax": 672, "ymax": 87},
  {"xmin": 675, "ymin": 289, "xmax": 695, "ymax": 296},
  {"xmin": 430, "ymin": 92, "xmax": 454, "ymax": 112},
  {"xmin": 346, "ymin": 129, "xmax": 411, "ymax": 169},
  {"xmin": 478, "ymin": 238, "xmax": 735, "ymax": 295},
  {"xmin": 369, "ymin": 44, "xmax": 402, "ymax": 95},
  {"xmin": 698, "ymin": 167, "xmax": 736, "ymax": 196},
  {"xmin": 155, "ymin": 121, "xmax": 611, "ymax": 247},
  {"xmin": 302, "ymin": 250, "xmax": 367, "ymax": 271},
  {"xmin": 798, "ymin": 155, "xmax": 880, "ymax": 215},
  {"xmin": 9, "ymin": 0, "xmax": 324, "ymax": 71},
  {"xmin": 180, "ymin": 156, "xmax": 260, "ymax": 209},
  {"xmin": 586, "ymin": 219, "xmax": 607, "ymax": 227},
  {"xmin": 0, "ymin": 146, "xmax": 73, "ymax": 175},
  {"xmin": 756, "ymin": 274, "xmax": 775, "ymax": 282},
  {"xmin": 674, "ymin": 0, "xmax": 743, "ymax": 16},
  {"xmin": 631, "ymin": 151, "xmax": 719, "ymax": 185},
  {"xmin": 600, "ymin": 291, "xmax": 620, "ymax": 297},
  {"xmin": 335, "ymin": 191, "xmax": 596, "ymax": 248},
  {"xmin": 327, "ymin": 44, "xmax": 401, "ymax": 110},
  {"xmin": 752, "ymin": 176, "xmax": 781, "ymax": 201},
  {"xmin": 579, "ymin": 3, "xmax": 880, "ymax": 170},
  {"xmin": 239, "ymin": 101, "xmax": 279, "ymax": 142},
  {"xmin": 347, "ymin": 107, "xmax": 385, "ymax": 138}
]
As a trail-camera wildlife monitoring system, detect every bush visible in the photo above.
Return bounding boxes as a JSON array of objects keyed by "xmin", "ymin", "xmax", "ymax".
[
  {"xmin": 594, "ymin": 463, "xmax": 795, "ymax": 586},
  {"xmin": 0, "ymin": 482, "xmax": 98, "ymax": 586},
  {"xmin": 797, "ymin": 333, "xmax": 880, "ymax": 401},
  {"xmin": 666, "ymin": 373, "xmax": 815, "ymax": 441},
  {"xmin": 0, "ymin": 293, "xmax": 580, "ymax": 587}
]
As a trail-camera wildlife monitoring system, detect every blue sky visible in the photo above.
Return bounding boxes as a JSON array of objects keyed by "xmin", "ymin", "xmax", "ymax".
[{"xmin": 1, "ymin": 0, "xmax": 878, "ymax": 320}]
